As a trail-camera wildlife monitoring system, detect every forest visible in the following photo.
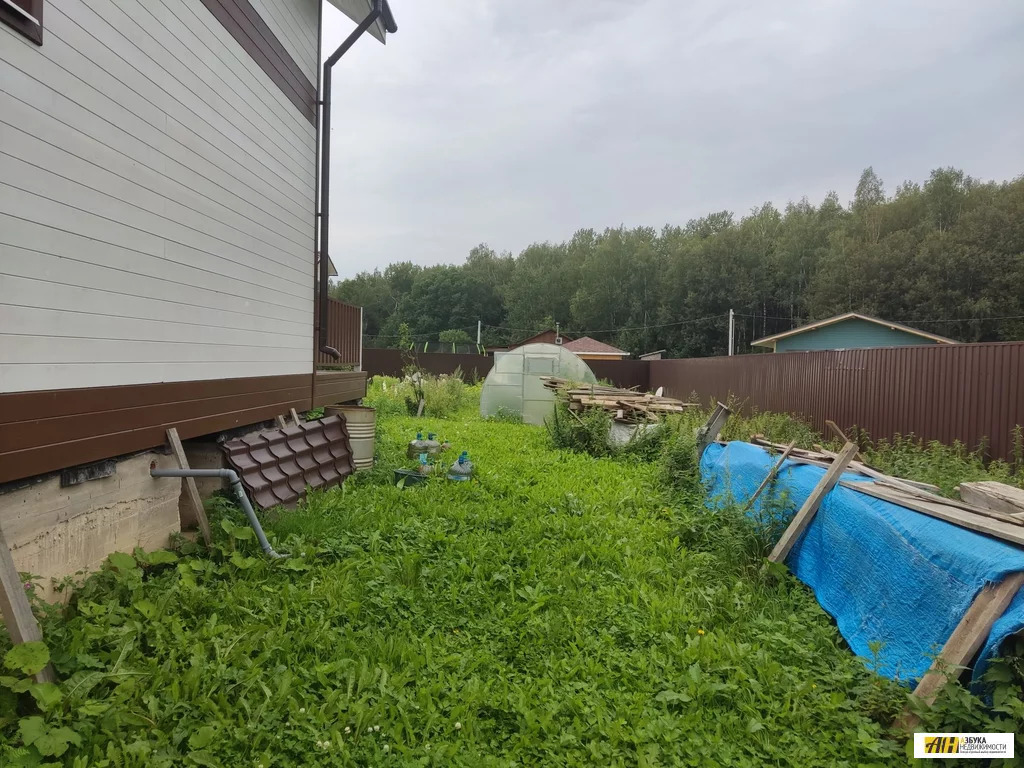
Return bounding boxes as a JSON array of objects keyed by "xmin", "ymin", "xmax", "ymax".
[{"xmin": 332, "ymin": 167, "xmax": 1024, "ymax": 357}]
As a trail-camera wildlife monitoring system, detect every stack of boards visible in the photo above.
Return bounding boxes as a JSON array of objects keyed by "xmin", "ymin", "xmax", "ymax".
[{"xmin": 541, "ymin": 377, "xmax": 693, "ymax": 424}]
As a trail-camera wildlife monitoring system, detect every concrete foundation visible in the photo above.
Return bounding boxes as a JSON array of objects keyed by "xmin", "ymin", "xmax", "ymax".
[{"xmin": 0, "ymin": 452, "xmax": 181, "ymax": 601}]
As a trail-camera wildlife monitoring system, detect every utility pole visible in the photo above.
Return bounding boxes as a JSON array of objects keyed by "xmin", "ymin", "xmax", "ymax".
[
  {"xmin": 477, "ymin": 319, "xmax": 481, "ymax": 345},
  {"xmin": 728, "ymin": 309, "xmax": 735, "ymax": 356}
]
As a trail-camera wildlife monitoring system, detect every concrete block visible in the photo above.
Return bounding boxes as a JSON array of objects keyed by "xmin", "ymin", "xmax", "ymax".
[{"xmin": 0, "ymin": 450, "xmax": 182, "ymax": 602}]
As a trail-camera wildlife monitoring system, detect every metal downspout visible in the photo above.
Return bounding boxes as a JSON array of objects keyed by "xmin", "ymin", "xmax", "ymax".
[
  {"xmin": 150, "ymin": 468, "xmax": 286, "ymax": 559},
  {"xmin": 317, "ymin": 1, "xmax": 397, "ymax": 359}
]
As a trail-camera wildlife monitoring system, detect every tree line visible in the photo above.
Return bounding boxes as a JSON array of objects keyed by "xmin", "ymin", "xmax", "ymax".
[{"xmin": 332, "ymin": 167, "xmax": 1024, "ymax": 357}]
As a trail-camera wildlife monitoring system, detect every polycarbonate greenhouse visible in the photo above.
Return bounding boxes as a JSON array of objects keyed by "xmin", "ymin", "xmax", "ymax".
[{"xmin": 479, "ymin": 343, "xmax": 597, "ymax": 425}]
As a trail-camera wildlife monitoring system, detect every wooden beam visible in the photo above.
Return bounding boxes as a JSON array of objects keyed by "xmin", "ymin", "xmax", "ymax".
[
  {"xmin": 959, "ymin": 482, "xmax": 1024, "ymax": 518},
  {"xmin": 275, "ymin": 415, "xmax": 288, "ymax": 429},
  {"xmin": 744, "ymin": 441, "xmax": 796, "ymax": 511},
  {"xmin": 166, "ymin": 428, "xmax": 211, "ymax": 546},
  {"xmin": 840, "ymin": 481, "xmax": 1024, "ymax": 546},
  {"xmin": 0, "ymin": 524, "xmax": 55, "ymax": 682},
  {"xmin": 912, "ymin": 570, "xmax": 1024, "ymax": 706},
  {"xmin": 697, "ymin": 402, "xmax": 731, "ymax": 457},
  {"xmin": 823, "ymin": 421, "xmax": 864, "ymax": 462},
  {"xmin": 289, "ymin": 407, "xmax": 302, "ymax": 426},
  {"xmin": 769, "ymin": 441, "xmax": 859, "ymax": 563}
]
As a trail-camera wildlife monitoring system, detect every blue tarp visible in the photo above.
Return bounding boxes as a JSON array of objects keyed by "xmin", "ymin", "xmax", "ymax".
[{"xmin": 701, "ymin": 441, "xmax": 1024, "ymax": 685}]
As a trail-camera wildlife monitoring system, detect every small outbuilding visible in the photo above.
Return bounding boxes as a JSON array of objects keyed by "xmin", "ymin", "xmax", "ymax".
[{"xmin": 751, "ymin": 312, "xmax": 957, "ymax": 352}]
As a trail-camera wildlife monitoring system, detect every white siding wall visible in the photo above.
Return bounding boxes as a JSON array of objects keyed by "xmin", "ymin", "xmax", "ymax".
[
  {"xmin": 249, "ymin": 0, "xmax": 320, "ymax": 84},
  {"xmin": 0, "ymin": 0, "xmax": 319, "ymax": 393}
]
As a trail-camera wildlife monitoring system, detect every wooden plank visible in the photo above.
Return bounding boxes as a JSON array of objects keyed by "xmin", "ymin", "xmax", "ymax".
[
  {"xmin": 959, "ymin": 482, "xmax": 1024, "ymax": 518},
  {"xmin": 744, "ymin": 441, "xmax": 796, "ymax": 511},
  {"xmin": 825, "ymin": 419, "xmax": 865, "ymax": 462},
  {"xmin": 275, "ymin": 415, "xmax": 288, "ymax": 429},
  {"xmin": 841, "ymin": 482, "xmax": 1024, "ymax": 547},
  {"xmin": 166, "ymin": 428, "xmax": 211, "ymax": 545},
  {"xmin": 912, "ymin": 571, "xmax": 1024, "ymax": 705},
  {"xmin": 849, "ymin": 481, "xmax": 1024, "ymax": 527},
  {"xmin": 289, "ymin": 407, "xmax": 301, "ymax": 426},
  {"xmin": 0, "ymin": 524, "xmax": 56, "ymax": 682},
  {"xmin": 769, "ymin": 441, "xmax": 859, "ymax": 563},
  {"xmin": 697, "ymin": 402, "xmax": 731, "ymax": 457}
]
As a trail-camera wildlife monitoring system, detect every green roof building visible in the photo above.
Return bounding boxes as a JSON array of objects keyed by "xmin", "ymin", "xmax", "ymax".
[{"xmin": 751, "ymin": 312, "xmax": 957, "ymax": 352}]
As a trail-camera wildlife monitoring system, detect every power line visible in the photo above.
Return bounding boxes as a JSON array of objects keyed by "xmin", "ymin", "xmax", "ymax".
[
  {"xmin": 733, "ymin": 312, "xmax": 1024, "ymax": 325},
  {"xmin": 483, "ymin": 314, "xmax": 725, "ymax": 337}
]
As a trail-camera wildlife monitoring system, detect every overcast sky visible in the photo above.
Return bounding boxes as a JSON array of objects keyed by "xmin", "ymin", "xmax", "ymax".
[{"xmin": 322, "ymin": 0, "xmax": 1024, "ymax": 279}]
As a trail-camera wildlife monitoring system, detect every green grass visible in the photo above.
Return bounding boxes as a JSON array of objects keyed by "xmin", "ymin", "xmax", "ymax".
[{"xmin": 2, "ymin": 392, "xmax": 1022, "ymax": 766}]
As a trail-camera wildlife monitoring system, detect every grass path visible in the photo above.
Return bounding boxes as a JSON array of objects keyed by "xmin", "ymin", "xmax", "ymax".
[{"xmin": 4, "ymin": 410, "xmax": 905, "ymax": 766}]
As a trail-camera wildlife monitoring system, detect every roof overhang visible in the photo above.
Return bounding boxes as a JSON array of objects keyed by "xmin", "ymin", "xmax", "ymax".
[
  {"xmin": 324, "ymin": 0, "xmax": 396, "ymax": 43},
  {"xmin": 751, "ymin": 312, "xmax": 958, "ymax": 348}
]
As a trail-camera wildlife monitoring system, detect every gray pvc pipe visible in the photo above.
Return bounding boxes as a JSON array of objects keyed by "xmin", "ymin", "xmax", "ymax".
[{"xmin": 150, "ymin": 468, "xmax": 286, "ymax": 559}]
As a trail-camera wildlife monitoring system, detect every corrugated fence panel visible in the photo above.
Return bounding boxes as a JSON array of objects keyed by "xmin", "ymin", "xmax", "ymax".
[
  {"xmin": 362, "ymin": 350, "xmax": 650, "ymax": 390},
  {"xmin": 362, "ymin": 349, "xmax": 494, "ymax": 381},
  {"xmin": 649, "ymin": 342, "xmax": 1024, "ymax": 461},
  {"xmin": 316, "ymin": 298, "xmax": 361, "ymax": 367},
  {"xmin": 588, "ymin": 359, "xmax": 650, "ymax": 390}
]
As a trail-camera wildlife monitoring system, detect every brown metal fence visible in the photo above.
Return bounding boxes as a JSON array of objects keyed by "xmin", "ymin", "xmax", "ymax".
[
  {"xmin": 362, "ymin": 349, "xmax": 494, "ymax": 381},
  {"xmin": 650, "ymin": 342, "xmax": 1024, "ymax": 461},
  {"xmin": 362, "ymin": 349, "xmax": 649, "ymax": 389},
  {"xmin": 316, "ymin": 298, "xmax": 362, "ymax": 367},
  {"xmin": 588, "ymin": 359, "xmax": 650, "ymax": 390}
]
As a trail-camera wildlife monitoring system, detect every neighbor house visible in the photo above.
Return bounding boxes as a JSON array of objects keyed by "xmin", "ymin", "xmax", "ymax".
[
  {"xmin": 487, "ymin": 328, "xmax": 572, "ymax": 354},
  {"xmin": 0, "ymin": 0, "xmax": 393, "ymax": 594},
  {"xmin": 751, "ymin": 312, "xmax": 957, "ymax": 352},
  {"xmin": 562, "ymin": 337, "xmax": 630, "ymax": 360}
]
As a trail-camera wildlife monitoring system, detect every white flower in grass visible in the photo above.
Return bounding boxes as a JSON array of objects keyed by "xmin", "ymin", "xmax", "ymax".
[
  {"xmin": 383, "ymin": 744, "xmax": 390, "ymax": 753},
  {"xmin": 344, "ymin": 726, "xmax": 351, "ymax": 734},
  {"xmin": 455, "ymin": 722, "xmax": 462, "ymax": 731},
  {"xmin": 368, "ymin": 726, "xmax": 374, "ymax": 733},
  {"xmin": 425, "ymin": 744, "xmax": 431, "ymax": 751},
  {"xmin": 373, "ymin": 725, "xmax": 380, "ymax": 732},
  {"xmin": 299, "ymin": 707, "xmax": 306, "ymax": 714}
]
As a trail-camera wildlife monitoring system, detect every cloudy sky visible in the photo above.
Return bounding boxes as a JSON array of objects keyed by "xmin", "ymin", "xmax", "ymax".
[{"xmin": 322, "ymin": 0, "xmax": 1024, "ymax": 278}]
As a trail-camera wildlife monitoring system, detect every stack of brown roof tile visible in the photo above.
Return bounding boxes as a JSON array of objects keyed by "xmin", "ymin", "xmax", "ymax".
[{"xmin": 222, "ymin": 415, "xmax": 355, "ymax": 508}]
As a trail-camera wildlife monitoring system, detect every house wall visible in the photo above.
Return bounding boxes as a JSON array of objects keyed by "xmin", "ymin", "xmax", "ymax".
[
  {"xmin": 773, "ymin": 319, "xmax": 944, "ymax": 352},
  {"xmin": 248, "ymin": 0, "xmax": 319, "ymax": 83},
  {"xmin": 0, "ymin": 0, "xmax": 319, "ymax": 394}
]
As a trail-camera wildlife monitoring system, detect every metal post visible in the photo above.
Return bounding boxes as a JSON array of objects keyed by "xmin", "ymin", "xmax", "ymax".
[
  {"xmin": 317, "ymin": 1, "xmax": 396, "ymax": 359},
  {"xmin": 477, "ymin": 319, "xmax": 481, "ymax": 345},
  {"xmin": 728, "ymin": 309, "xmax": 735, "ymax": 356},
  {"xmin": 358, "ymin": 306, "xmax": 364, "ymax": 371}
]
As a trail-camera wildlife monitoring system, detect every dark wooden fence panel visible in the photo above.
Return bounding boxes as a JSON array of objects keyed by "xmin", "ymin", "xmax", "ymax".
[{"xmin": 650, "ymin": 342, "xmax": 1024, "ymax": 461}]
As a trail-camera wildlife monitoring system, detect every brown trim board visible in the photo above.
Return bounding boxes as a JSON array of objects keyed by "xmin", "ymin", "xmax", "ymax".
[
  {"xmin": 313, "ymin": 371, "xmax": 367, "ymax": 407},
  {"xmin": 199, "ymin": 0, "xmax": 316, "ymax": 124},
  {"xmin": 0, "ymin": 373, "xmax": 354, "ymax": 485}
]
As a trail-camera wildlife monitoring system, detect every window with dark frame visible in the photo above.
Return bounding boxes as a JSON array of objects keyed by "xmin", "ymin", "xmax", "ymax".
[{"xmin": 1, "ymin": 0, "xmax": 42, "ymax": 45}]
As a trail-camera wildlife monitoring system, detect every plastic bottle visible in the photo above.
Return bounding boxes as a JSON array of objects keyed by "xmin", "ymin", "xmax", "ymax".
[
  {"xmin": 418, "ymin": 453, "xmax": 431, "ymax": 476},
  {"xmin": 425, "ymin": 432, "xmax": 442, "ymax": 455},
  {"xmin": 407, "ymin": 432, "xmax": 428, "ymax": 459},
  {"xmin": 447, "ymin": 451, "xmax": 473, "ymax": 482}
]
